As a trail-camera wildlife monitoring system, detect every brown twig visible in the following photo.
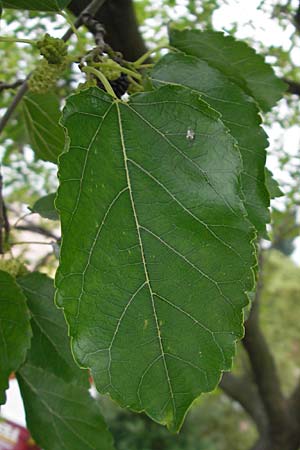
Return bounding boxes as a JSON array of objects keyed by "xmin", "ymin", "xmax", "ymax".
[
  {"xmin": 0, "ymin": 173, "xmax": 10, "ymax": 254},
  {"xmin": 0, "ymin": 79, "xmax": 25, "ymax": 92}
]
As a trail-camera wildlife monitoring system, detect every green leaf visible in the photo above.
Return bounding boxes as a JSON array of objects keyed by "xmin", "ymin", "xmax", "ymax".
[
  {"xmin": 2, "ymin": 0, "xmax": 71, "ymax": 11},
  {"xmin": 151, "ymin": 52, "xmax": 270, "ymax": 235},
  {"xmin": 17, "ymin": 272, "xmax": 88, "ymax": 387},
  {"xmin": 17, "ymin": 272, "xmax": 114, "ymax": 450},
  {"xmin": 0, "ymin": 270, "xmax": 32, "ymax": 404},
  {"xmin": 169, "ymin": 28, "xmax": 286, "ymax": 112},
  {"xmin": 23, "ymin": 93, "xmax": 65, "ymax": 163},
  {"xmin": 30, "ymin": 193, "xmax": 59, "ymax": 220},
  {"xmin": 265, "ymin": 168, "xmax": 283, "ymax": 199},
  {"xmin": 55, "ymin": 86, "xmax": 256, "ymax": 431},
  {"xmin": 17, "ymin": 366, "xmax": 115, "ymax": 450}
]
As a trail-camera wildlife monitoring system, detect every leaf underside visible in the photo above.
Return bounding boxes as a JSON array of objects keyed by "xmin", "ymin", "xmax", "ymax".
[
  {"xmin": 169, "ymin": 28, "xmax": 286, "ymax": 112},
  {"xmin": 17, "ymin": 273, "xmax": 114, "ymax": 450},
  {"xmin": 150, "ymin": 52, "xmax": 270, "ymax": 235},
  {"xmin": 0, "ymin": 270, "xmax": 32, "ymax": 404},
  {"xmin": 2, "ymin": 0, "xmax": 71, "ymax": 10},
  {"xmin": 56, "ymin": 86, "xmax": 256, "ymax": 431}
]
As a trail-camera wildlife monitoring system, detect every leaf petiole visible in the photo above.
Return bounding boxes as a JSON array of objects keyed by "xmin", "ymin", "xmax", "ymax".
[
  {"xmin": 0, "ymin": 36, "xmax": 36, "ymax": 45},
  {"xmin": 132, "ymin": 44, "xmax": 178, "ymax": 68},
  {"xmin": 81, "ymin": 66, "xmax": 117, "ymax": 99}
]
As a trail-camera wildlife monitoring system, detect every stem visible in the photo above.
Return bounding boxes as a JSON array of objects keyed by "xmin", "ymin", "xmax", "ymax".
[
  {"xmin": 133, "ymin": 44, "xmax": 170, "ymax": 67},
  {"xmin": 62, "ymin": 0, "xmax": 107, "ymax": 42},
  {"xmin": 0, "ymin": 0, "xmax": 108, "ymax": 135},
  {"xmin": 82, "ymin": 66, "xmax": 117, "ymax": 98},
  {"xmin": 10, "ymin": 241, "xmax": 54, "ymax": 246},
  {"xmin": 118, "ymin": 66, "xmax": 142, "ymax": 80},
  {"xmin": 13, "ymin": 212, "xmax": 32, "ymax": 228},
  {"xmin": 59, "ymin": 10, "xmax": 81, "ymax": 41},
  {"xmin": 137, "ymin": 63, "xmax": 154, "ymax": 69},
  {"xmin": 0, "ymin": 36, "xmax": 36, "ymax": 45}
]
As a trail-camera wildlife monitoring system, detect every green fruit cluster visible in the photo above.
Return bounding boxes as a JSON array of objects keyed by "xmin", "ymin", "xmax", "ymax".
[
  {"xmin": 0, "ymin": 258, "xmax": 28, "ymax": 278},
  {"xmin": 97, "ymin": 58, "xmax": 122, "ymax": 81},
  {"xmin": 36, "ymin": 33, "xmax": 68, "ymax": 65},
  {"xmin": 28, "ymin": 59, "xmax": 67, "ymax": 94}
]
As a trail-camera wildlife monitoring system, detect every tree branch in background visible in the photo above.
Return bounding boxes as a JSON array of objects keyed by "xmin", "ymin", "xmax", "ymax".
[
  {"xmin": 294, "ymin": 0, "xmax": 300, "ymax": 32},
  {"xmin": 289, "ymin": 378, "xmax": 300, "ymax": 426},
  {"xmin": 69, "ymin": 0, "xmax": 148, "ymax": 61},
  {"xmin": 0, "ymin": 79, "xmax": 25, "ymax": 92},
  {"xmin": 220, "ymin": 372, "xmax": 268, "ymax": 435},
  {"xmin": 0, "ymin": 173, "xmax": 10, "ymax": 254},
  {"xmin": 15, "ymin": 224, "xmax": 58, "ymax": 240},
  {"xmin": 283, "ymin": 77, "xmax": 300, "ymax": 96},
  {"xmin": 241, "ymin": 253, "xmax": 296, "ymax": 448}
]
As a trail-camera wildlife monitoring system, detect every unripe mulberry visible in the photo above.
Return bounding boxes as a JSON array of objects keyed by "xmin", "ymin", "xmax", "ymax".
[
  {"xmin": 28, "ymin": 59, "xmax": 67, "ymax": 94},
  {"xmin": 36, "ymin": 33, "xmax": 68, "ymax": 65}
]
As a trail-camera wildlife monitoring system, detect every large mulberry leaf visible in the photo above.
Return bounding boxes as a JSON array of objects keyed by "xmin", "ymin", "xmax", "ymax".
[
  {"xmin": 170, "ymin": 28, "xmax": 286, "ymax": 112},
  {"xmin": 151, "ymin": 52, "xmax": 270, "ymax": 235},
  {"xmin": 55, "ymin": 86, "xmax": 256, "ymax": 431}
]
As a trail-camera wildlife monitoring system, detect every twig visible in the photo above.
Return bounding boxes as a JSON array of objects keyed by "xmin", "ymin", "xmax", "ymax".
[
  {"xmin": 242, "ymin": 252, "xmax": 289, "ymax": 440},
  {"xmin": 0, "ymin": 79, "xmax": 25, "ymax": 92},
  {"xmin": 283, "ymin": 77, "xmax": 300, "ymax": 96},
  {"xmin": 15, "ymin": 224, "xmax": 58, "ymax": 240},
  {"xmin": 220, "ymin": 372, "xmax": 268, "ymax": 435},
  {"xmin": 0, "ymin": 172, "xmax": 10, "ymax": 254},
  {"xmin": 10, "ymin": 240, "xmax": 54, "ymax": 246},
  {"xmin": 0, "ymin": 0, "xmax": 107, "ymax": 135}
]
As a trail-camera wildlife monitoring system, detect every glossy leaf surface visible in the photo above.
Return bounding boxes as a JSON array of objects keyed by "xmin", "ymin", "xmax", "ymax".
[
  {"xmin": 151, "ymin": 52, "xmax": 270, "ymax": 235},
  {"xmin": 0, "ymin": 270, "xmax": 31, "ymax": 404},
  {"xmin": 55, "ymin": 86, "xmax": 256, "ymax": 431}
]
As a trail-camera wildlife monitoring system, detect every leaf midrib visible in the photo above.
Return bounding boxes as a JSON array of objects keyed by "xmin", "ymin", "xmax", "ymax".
[{"xmin": 116, "ymin": 101, "xmax": 176, "ymax": 419}]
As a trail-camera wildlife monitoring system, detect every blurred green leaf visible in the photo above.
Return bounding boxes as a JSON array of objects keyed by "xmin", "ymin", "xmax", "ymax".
[
  {"xmin": 17, "ymin": 272, "xmax": 115, "ymax": 450},
  {"xmin": 2, "ymin": 0, "xmax": 71, "ymax": 11},
  {"xmin": 23, "ymin": 92, "xmax": 64, "ymax": 163},
  {"xmin": 17, "ymin": 272, "xmax": 88, "ymax": 386},
  {"xmin": 0, "ymin": 270, "xmax": 32, "ymax": 404},
  {"xmin": 29, "ymin": 192, "xmax": 59, "ymax": 220}
]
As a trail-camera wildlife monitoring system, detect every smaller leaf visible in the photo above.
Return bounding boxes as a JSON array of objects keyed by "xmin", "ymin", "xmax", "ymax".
[
  {"xmin": 30, "ymin": 193, "xmax": 59, "ymax": 220},
  {"xmin": 17, "ymin": 366, "xmax": 115, "ymax": 450},
  {"xmin": 23, "ymin": 93, "xmax": 65, "ymax": 163},
  {"xmin": 2, "ymin": 0, "xmax": 71, "ymax": 11},
  {"xmin": 265, "ymin": 168, "xmax": 283, "ymax": 199},
  {"xmin": 17, "ymin": 272, "xmax": 114, "ymax": 450},
  {"xmin": 170, "ymin": 27, "xmax": 286, "ymax": 112},
  {"xmin": 17, "ymin": 272, "xmax": 88, "ymax": 387},
  {"xmin": 0, "ymin": 270, "xmax": 32, "ymax": 404}
]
